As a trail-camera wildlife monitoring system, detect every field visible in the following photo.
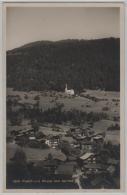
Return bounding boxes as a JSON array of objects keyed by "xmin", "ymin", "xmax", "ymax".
[
  {"xmin": 7, "ymin": 143, "xmax": 66, "ymax": 163},
  {"xmin": 7, "ymin": 88, "xmax": 119, "ymax": 116},
  {"xmin": 7, "ymin": 88, "xmax": 120, "ymax": 145}
]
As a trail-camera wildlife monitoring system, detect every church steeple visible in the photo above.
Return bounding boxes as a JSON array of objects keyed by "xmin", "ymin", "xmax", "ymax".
[{"xmin": 65, "ymin": 83, "xmax": 74, "ymax": 95}]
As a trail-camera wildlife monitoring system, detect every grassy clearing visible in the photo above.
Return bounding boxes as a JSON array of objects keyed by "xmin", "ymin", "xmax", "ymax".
[{"xmin": 7, "ymin": 88, "xmax": 120, "ymax": 144}]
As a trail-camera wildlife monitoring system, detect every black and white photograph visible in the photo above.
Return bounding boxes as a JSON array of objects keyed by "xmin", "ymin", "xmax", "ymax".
[{"xmin": 5, "ymin": 3, "xmax": 124, "ymax": 191}]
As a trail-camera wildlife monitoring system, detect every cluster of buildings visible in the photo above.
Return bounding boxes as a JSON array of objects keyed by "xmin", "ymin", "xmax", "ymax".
[{"xmin": 7, "ymin": 123, "xmax": 120, "ymax": 189}]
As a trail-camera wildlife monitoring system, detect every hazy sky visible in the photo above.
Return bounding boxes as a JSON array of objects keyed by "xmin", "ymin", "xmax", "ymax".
[{"xmin": 6, "ymin": 7, "xmax": 120, "ymax": 50}]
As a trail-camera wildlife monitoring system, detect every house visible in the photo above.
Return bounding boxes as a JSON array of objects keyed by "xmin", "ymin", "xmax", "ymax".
[
  {"xmin": 28, "ymin": 136, "xmax": 36, "ymax": 140},
  {"xmin": 70, "ymin": 142, "xmax": 80, "ymax": 149},
  {"xmin": 79, "ymin": 153, "xmax": 95, "ymax": 165},
  {"xmin": 80, "ymin": 152, "xmax": 94, "ymax": 160},
  {"xmin": 65, "ymin": 84, "xmax": 74, "ymax": 95},
  {"xmin": 45, "ymin": 135, "xmax": 60, "ymax": 148},
  {"xmin": 72, "ymin": 129, "xmax": 89, "ymax": 141},
  {"xmin": 73, "ymin": 134, "xmax": 87, "ymax": 141},
  {"xmin": 19, "ymin": 128, "xmax": 34, "ymax": 135},
  {"xmin": 37, "ymin": 138, "xmax": 46, "ymax": 144},
  {"xmin": 92, "ymin": 135, "xmax": 104, "ymax": 143},
  {"xmin": 83, "ymin": 163, "xmax": 108, "ymax": 175},
  {"xmin": 81, "ymin": 141, "xmax": 93, "ymax": 152},
  {"xmin": 61, "ymin": 136, "xmax": 75, "ymax": 144},
  {"xmin": 92, "ymin": 135, "xmax": 104, "ymax": 151},
  {"xmin": 15, "ymin": 134, "xmax": 29, "ymax": 145}
]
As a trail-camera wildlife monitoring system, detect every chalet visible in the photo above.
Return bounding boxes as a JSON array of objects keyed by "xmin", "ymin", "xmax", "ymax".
[
  {"xmin": 71, "ymin": 147, "xmax": 82, "ymax": 157},
  {"xmin": 73, "ymin": 130, "xmax": 89, "ymax": 141},
  {"xmin": 28, "ymin": 136, "xmax": 36, "ymax": 140},
  {"xmin": 35, "ymin": 131, "xmax": 46, "ymax": 139},
  {"xmin": 79, "ymin": 153, "xmax": 95, "ymax": 165},
  {"xmin": 61, "ymin": 136, "xmax": 74, "ymax": 144},
  {"xmin": 81, "ymin": 141, "xmax": 93, "ymax": 152},
  {"xmin": 20, "ymin": 128, "xmax": 34, "ymax": 135},
  {"xmin": 45, "ymin": 135, "xmax": 60, "ymax": 148},
  {"xmin": 73, "ymin": 134, "xmax": 87, "ymax": 141},
  {"xmin": 36, "ymin": 138, "xmax": 46, "ymax": 144},
  {"xmin": 83, "ymin": 163, "xmax": 108, "ymax": 175},
  {"xmin": 10, "ymin": 125, "xmax": 33, "ymax": 136},
  {"xmin": 15, "ymin": 134, "xmax": 28, "ymax": 145},
  {"xmin": 70, "ymin": 142, "xmax": 80, "ymax": 149},
  {"xmin": 92, "ymin": 135, "xmax": 104, "ymax": 143},
  {"xmin": 92, "ymin": 135, "xmax": 104, "ymax": 151},
  {"xmin": 52, "ymin": 126, "xmax": 62, "ymax": 132}
]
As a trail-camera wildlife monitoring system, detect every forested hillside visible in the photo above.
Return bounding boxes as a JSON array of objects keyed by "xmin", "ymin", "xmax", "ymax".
[{"xmin": 7, "ymin": 38, "xmax": 120, "ymax": 92}]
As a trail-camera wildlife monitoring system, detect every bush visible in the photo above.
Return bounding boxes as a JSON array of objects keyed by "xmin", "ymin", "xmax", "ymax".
[
  {"xmin": 35, "ymin": 131, "xmax": 44, "ymax": 139},
  {"xmin": 107, "ymin": 123, "xmax": 120, "ymax": 131},
  {"xmin": 28, "ymin": 140, "xmax": 40, "ymax": 148}
]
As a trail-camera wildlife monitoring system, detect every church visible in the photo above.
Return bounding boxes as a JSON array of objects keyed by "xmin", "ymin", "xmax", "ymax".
[{"xmin": 65, "ymin": 84, "xmax": 74, "ymax": 95}]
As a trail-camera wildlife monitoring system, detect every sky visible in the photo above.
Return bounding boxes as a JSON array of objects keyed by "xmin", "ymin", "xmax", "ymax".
[{"xmin": 6, "ymin": 7, "xmax": 120, "ymax": 50}]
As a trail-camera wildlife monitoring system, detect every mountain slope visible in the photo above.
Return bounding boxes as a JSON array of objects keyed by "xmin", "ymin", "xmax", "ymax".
[{"xmin": 7, "ymin": 38, "xmax": 120, "ymax": 92}]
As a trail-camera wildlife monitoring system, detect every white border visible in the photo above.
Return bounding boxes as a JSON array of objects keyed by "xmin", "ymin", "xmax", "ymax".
[
  {"xmin": 0, "ymin": 1, "xmax": 126, "ymax": 194},
  {"xmin": 0, "ymin": 1, "xmax": 3, "ymax": 194},
  {"xmin": 0, "ymin": 0, "xmax": 126, "ymax": 3}
]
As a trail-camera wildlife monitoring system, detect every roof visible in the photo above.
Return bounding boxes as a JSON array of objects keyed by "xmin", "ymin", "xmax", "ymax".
[
  {"xmin": 81, "ymin": 141, "xmax": 92, "ymax": 145},
  {"xmin": 29, "ymin": 136, "xmax": 36, "ymax": 140},
  {"xmin": 8, "ymin": 125, "xmax": 32, "ymax": 132},
  {"xmin": 39, "ymin": 126, "xmax": 65, "ymax": 136},
  {"xmin": 80, "ymin": 152, "xmax": 94, "ymax": 160},
  {"xmin": 74, "ymin": 135, "xmax": 87, "ymax": 140},
  {"xmin": 61, "ymin": 136, "xmax": 74, "ymax": 143},
  {"xmin": 93, "ymin": 135, "xmax": 103, "ymax": 140}
]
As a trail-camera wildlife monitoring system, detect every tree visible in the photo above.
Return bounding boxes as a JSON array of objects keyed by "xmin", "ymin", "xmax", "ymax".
[{"xmin": 31, "ymin": 119, "xmax": 39, "ymax": 133}]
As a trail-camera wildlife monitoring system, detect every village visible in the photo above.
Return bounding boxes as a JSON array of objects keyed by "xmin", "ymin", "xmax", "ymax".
[{"xmin": 6, "ymin": 86, "xmax": 120, "ymax": 189}]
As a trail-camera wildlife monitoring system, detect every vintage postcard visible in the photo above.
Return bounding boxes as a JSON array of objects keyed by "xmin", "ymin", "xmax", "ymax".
[{"xmin": 2, "ymin": 2, "xmax": 125, "ymax": 192}]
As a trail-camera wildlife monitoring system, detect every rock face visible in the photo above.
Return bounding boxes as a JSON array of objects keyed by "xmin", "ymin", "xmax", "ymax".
[{"xmin": 7, "ymin": 38, "xmax": 120, "ymax": 92}]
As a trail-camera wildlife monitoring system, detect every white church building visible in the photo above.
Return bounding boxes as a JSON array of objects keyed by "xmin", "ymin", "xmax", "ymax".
[{"xmin": 65, "ymin": 84, "xmax": 74, "ymax": 95}]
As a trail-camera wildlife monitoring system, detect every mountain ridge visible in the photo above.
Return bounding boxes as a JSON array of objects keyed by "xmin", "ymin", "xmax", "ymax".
[{"xmin": 7, "ymin": 38, "xmax": 120, "ymax": 92}]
